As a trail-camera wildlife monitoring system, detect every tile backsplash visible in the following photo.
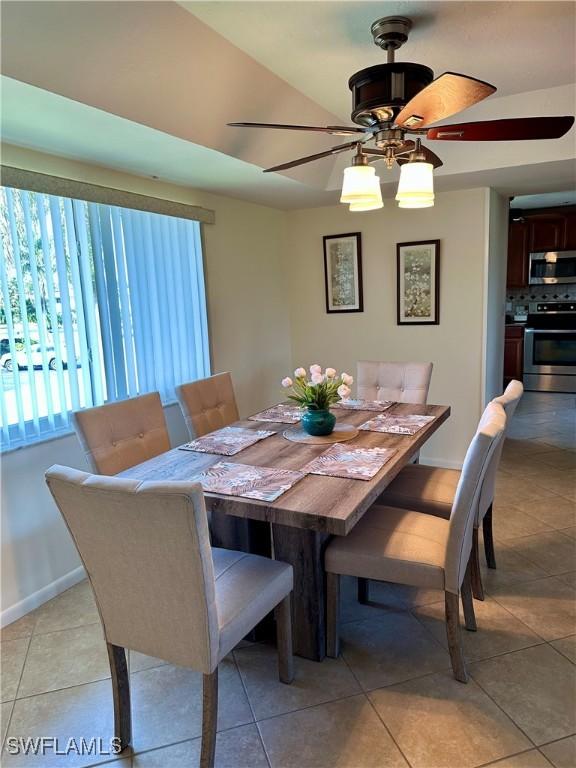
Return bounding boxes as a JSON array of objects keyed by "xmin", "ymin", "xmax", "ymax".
[{"xmin": 507, "ymin": 285, "xmax": 576, "ymax": 315}]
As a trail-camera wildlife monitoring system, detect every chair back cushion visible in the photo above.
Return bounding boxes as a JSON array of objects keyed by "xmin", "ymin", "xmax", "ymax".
[
  {"xmin": 357, "ymin": 361, "xmax": 433, "ymax": 404},
  {"xmin": 176, "ymin": 372, "xmax": 239, "ymax": 438},
  {"xmin": 72, "ymin": 393, "xmax": 170, "ymax": 475},
  {"xmin": 445, "ymin": 402, "xmax": 506, "ymax": 594},
  {"xmin": 45, "ymin": 466, "xmax": 219, "ymax": 673},
  {"xmin": 477, "ymin": 380, "xmax": 524, "ymax": 520}
]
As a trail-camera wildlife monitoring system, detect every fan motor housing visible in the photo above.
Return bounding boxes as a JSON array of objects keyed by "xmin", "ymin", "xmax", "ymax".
[{"xmin": 349, "ymin": 63, "xmax": 434, "ymax": 127}]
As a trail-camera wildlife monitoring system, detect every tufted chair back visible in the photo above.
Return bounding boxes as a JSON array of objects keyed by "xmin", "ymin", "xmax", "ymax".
[
  {"xmin": 445, "ymin": 402, "xmax": 506, "ymax": 593},
  {"xmin": 357, "ymin": 361, "xmax": 433, "ymax": 404},
  {"xmin": 72, "ymin": 393, "xmax": 170, "ymax": 475},
  {"xmin": 45, "ymin": 466, "xmax": 219, "ymax": 672},
  {"xmin": 176, "ymin": 372, "xmax": 239, "ymax": 438}
]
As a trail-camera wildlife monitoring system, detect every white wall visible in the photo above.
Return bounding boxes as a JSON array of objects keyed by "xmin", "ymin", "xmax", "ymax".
[
  {"xmin": 483, "ymin": 189, "xmax": 509, "ymax": 403},
  {"xmin": 1, "ymin": 145, "xmax": 292, "ymax": 624},
  {"xmin": 283, "ymin": 189, "xmax": 491, "ymax": 467}
]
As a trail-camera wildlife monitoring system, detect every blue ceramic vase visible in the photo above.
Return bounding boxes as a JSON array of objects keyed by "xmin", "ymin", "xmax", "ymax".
[{"xmin": 301, "ymin": 408, "xmax": 336, "ymax": 437}]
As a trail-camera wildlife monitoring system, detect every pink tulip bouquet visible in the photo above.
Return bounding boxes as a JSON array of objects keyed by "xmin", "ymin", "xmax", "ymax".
[{"xmin": 281, "ymin": 365, "xmax": 353, "ymax": 410}]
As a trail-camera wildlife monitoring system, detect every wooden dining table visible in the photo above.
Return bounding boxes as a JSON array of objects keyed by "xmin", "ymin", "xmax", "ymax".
[{"xmin": 119, "ymin": 401, "xmax": 450, "ymax": 661}]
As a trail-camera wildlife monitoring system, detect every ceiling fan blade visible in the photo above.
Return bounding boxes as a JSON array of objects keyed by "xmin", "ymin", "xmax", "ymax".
[
  {"xmin": 228, "ymin": 122, "xmax": 367, "ymax": 136},
  {"xmin": 427, "ymin": 116, "xmax": 575, "ymax": 141},
  {"xmin": 263, "ymin": 141, "xmax": 359, "ymax": 173},
  {"xmin": 394, "ymin": 72, "xmax": 496, "ymax": 130},
  {"xmin": 396, "ymin": 145, "xmax": 443, "ymax": 169}
]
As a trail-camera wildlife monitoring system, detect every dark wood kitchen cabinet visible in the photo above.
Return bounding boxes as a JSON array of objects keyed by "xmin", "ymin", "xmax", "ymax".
[
  {"xmin": 528, "ymin": 212, "xmax": 567, "ymax": 252},
  {"xmin": 504, "ymin": 326, "xmax": 524, "ymax": 386},
  {"xmin": 507, "ymin": 220, "xmax": 529, "ymax": 288},
  {"xmin": 506, "ymin": 205, "xmax": 576, "ymax": 288}
]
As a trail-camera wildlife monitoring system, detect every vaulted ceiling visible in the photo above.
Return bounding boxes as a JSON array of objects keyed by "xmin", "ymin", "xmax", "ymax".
[{"xmin": 1, "ymin": 1, "xmax": 575, "ymax": 208}]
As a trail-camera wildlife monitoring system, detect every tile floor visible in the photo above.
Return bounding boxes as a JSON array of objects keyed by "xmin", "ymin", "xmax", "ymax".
[{"xmin": 1, "ymin": 392, "xmax": 574, "ymax": 767}]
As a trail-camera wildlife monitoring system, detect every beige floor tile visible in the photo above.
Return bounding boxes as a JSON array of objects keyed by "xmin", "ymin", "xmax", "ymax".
[
  {"xmin": 2, "ymin": 678, "xmax": 120, "ymax": 767},
  {"xmin": 414, "ymin": 596, "xmax": 542, "ymax": 662},
  {"xmin": 340, "ymin": 610, "xmax": 449, "ymax": 690},
  {"xmin": 234, "ymin": 642, "xmax": 360, "ymax": 720},
  {"xmin": 534, "ymin": 472, "xmax": 576, "ymax": 501},
  {"xmin": 550, "ymin": 635, "xmax": 576, "ymax": 664},
  {"xmin": 1, "ymin": 700, "xmax": 14, "ymax": 747},
  {"xmin": 492, "ymin": 505, "xmax": 555, "ymax": 541},
  {"xmin": 503, "ymin": 439, "xmax": 559, "ymax": 457},
  {"xmin": 18, "ymin": 624, "xmax": 110, "ymax": 699},
  {"xmin": 519, "ymin": 497, "xmax": 576, "ymax": 530},
  {"xmin": 1, "ymin": 638, "xmax": 30, "ymax": 702},
  {"xmin": 128, "ymin": 651, "xmax": 168, "ymax": 674},
  {"xmin": 258, "ymin": 694, "xmax": 408, "ymax": 768},
  {"xmin": 532, "ymin": 450, "xmax": 576, "ymax": 470},
  {"xmin": 130, "ymin": 658, "xmax": 252, "ymax": 753},
  {"xmin": 556, "ymin": 570, "xmax": 576, "ymax": 587},
  {"xmin": 470, "ymin": 644, "xmax": 576, "ymax": 745},
  {"xmin": 1, "ymin": 614, "xmax": 37, "ymax": 643},
  {"xmin": 369, "ymin": 670, "xmax": 530, "ymax": 768},
  {"xmin": 540, "ymin": 735, "xmax": 576, "ymax": 768},
  {"xmin": 132, "ymin": 724, "xmax": 268, "ymax": 768},
  {"xmin": 494, "ymin": 475, "xmax": 558, "ymax": 506},
  {"xmin": 484, "ymin": 750, "xmax": 553, "ymax": 767},
  {"xmin": 502, "ymin": 531, "xmax": 576, "ymax": 576},
  {"xmin": 489, "ymin": 576, "xmax": 576, "ymax": 641},
  {"xmin": 480, "ymin": 545, "xmax": 549, "ymax": 592},
  {"xmin": 339, "ymin": 576, "xmax": 406, "ymax": 623},
  {"xmin": 32, "ymin": 581, "xmax": 99, "ymax": 636},
  {"xmin": 533, "ymin": 435, "xmax": 576, "ymax": 453}
]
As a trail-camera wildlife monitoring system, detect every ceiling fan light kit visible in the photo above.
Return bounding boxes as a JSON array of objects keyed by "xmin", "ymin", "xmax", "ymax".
[{"xmin": 228, "ymin": 15, "xmax": 574, "ymax": 213}]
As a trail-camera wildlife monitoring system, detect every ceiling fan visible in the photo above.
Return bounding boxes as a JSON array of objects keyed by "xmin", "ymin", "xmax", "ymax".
[{"xmin": 228, "ymin": 17, "xmax": 574, "ymax": 210}]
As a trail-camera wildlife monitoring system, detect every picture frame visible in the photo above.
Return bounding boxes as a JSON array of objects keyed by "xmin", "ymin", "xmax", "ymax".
[
  {"xmin": 323, "ymin": 232, "xmax": 363, "ymax": 313},
  {"xmin": 396, "ymin": 239, "xmax": 440, "ymax": 325}
]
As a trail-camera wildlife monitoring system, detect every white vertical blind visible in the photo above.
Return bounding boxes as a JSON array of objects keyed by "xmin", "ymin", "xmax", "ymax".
[{"xmin": 0, "ymin": 188, "xmax": 210, "ymax": 449}]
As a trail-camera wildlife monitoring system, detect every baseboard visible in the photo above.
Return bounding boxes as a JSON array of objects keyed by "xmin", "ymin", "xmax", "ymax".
[
  {"xmin": 420, "ymin": 456, "xmax": 464, "ymax": 470},
  {"xmin": 1, "ymin": 565, "xmax": 86, "ymax": 628}
]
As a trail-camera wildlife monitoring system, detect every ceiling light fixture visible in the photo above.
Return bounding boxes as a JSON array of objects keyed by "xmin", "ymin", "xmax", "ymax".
[{"xmin": 395, "ymin": 139, "xmax": 435, "ymax": 208}]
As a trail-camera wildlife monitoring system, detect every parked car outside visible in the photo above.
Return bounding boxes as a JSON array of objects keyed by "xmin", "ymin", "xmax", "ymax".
[{"xmin": 0, "ymin": 345, "xmax": 69, "ymax": 372}]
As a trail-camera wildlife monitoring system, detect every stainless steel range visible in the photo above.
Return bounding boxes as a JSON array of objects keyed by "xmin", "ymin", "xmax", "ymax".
[{"xmin": 524, "ymin": 301, "xmax": 576, "ymax": 393}]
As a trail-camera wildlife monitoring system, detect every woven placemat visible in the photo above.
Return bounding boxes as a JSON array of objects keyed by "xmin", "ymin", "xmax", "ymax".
[{"xmin": 283, "ymin": 423, "xmax": 359, "ymax": 445}]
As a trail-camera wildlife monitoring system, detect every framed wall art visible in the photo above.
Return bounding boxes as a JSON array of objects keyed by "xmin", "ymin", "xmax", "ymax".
[
  {"xmin": 396, "ymin": 240, "xmax": 440, "ymax": 325},
  {"xmin": 323, "ymin": 232, "xmax": 363, "ymax": 313}
]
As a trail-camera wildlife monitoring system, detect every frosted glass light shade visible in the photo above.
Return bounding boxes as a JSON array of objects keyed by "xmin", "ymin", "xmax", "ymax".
[
  {"xmin": 395, "ymin": 162, "xmax": 434, "ymax": 208},
  {"xmin": 341, "ymin": 165, "xmax": 382, "ymax": 203},
  {"xmin": 349, "ymin": 197, "xmax": 384, "ymax": 211}
]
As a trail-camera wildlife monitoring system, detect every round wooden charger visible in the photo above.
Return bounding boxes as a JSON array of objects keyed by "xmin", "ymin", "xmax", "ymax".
[{"xmin": 283, "ymin": 423, "xmax": 359, "ymax": 445}]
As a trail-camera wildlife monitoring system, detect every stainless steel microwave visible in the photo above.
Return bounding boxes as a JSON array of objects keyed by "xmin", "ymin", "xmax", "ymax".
[{"xmin": 528, "ymin": 250, "xmax": 576, "ymax": 285}]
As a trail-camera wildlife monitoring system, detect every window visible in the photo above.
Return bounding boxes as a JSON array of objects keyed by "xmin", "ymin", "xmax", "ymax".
[{"xmin": 0, "ymin": 186, "xmax": 210, "ymax": 449}]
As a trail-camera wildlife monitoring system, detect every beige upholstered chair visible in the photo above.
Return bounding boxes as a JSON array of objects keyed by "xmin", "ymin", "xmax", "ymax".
[
  {"xmin": 378, "ymin": 380, "xmax": 523, "ymax": 599},
  {"xmin": 72, "ymin": 393, "xmax": 170, "ymax": 475},
  {"xmin": 45, "ymin": 466, "xmax": 294, "ymax": 768},
  {"xmin": 325, "ymin": 402, "xmax": 506, "ymax": 683},
  {"xmin": 176, "ymin": 372, "xmax": 239, "ymax": 439},
  {"xmin": 356, "ymin": 361, "xmax": 433, "ymax": 404}
]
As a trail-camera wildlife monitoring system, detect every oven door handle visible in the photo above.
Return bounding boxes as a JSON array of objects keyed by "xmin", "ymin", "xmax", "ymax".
[{"xmin": 526, "ymin": 329, "xmax": 575, "ymax": 334}]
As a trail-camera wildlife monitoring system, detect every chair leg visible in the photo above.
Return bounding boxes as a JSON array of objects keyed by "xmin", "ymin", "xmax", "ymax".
[
  {"xmin": 444, "ymin": 592, "xmax": 468, "ymax": 683},
  {"xmin": 483, "ymin": 504, "xmax": 497, "ymax": 569},
  {"xmin": 200, "ymin": 668, "xmax": 218, "ymax": 768},
  {"xmin": 357, "ymin": 577, "xmax": 369, "ymax": 605},
  {"xmin": 275, "ymin": 594, "xmax": 294, "ymax": 684},
  {"xmin": 470, "ymin": 528, "xmax": 485, "ymax": 601},
  {"xmin": 326, "ymin": 572, "xmax": 340, "ymax": 659},
  {"xmin": 107, "ymin": 644, "xmax": 131, "ymax": 751},
  {"xmin": 461, "ymin": 561, "xmax": 478, "ymax": 632}
]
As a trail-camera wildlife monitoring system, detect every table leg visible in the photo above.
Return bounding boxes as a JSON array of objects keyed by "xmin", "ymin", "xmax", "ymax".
[{"xmin": 271, "ymin": 523, "xmax": 329, "ymax": 661}]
